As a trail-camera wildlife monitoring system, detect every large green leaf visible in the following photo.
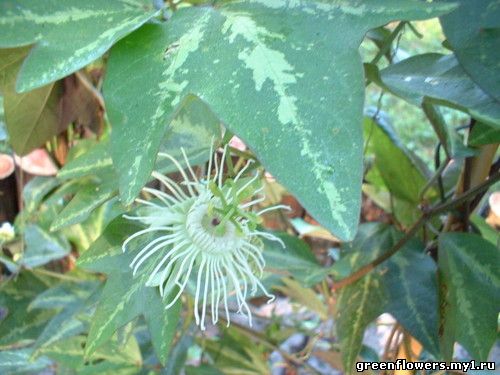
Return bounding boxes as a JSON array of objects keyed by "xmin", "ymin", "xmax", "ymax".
[
  {"xmin": 0, "ymin": 0, "xmax": 158, "ymax": 92},
  {"xmin": 439, "ymin": 0, "xmax": 500, "ymax": 102},
  {"xmin": 77, "ymin": 217, "xmax": 180, "ymax": 365},
  {"xmin": 336, "ymin": 223, "xmax": 439, "ymax": 370},
  {"xmin": 104, "ymin": 1, "xmax": 455, "ymax": 241},
  {"xmin": 377, "ymin": 53, "xmax": 500, "ymax": 129},
  {"xmin": 438, "ymin": 232, "xmax": 500, "ymax": 361}
]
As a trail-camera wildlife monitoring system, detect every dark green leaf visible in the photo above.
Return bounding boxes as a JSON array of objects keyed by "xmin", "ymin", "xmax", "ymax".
[
  {"xmin": 439, "ymin": 0, "xmax": 500, "ymax": 102},
  {"xmin": 438, "ymin": 232, "xmax": 500, "ymax": 361},
  {"xmin": 336, "ymin": 223, "xmax": 439, "ymax": 370},
  {"xmin": 104, "ymin": 0, "xmax": 454, "ymax": 241},
  {"xmin": 378, "ymin": 53, "xmax": 500, "ymax": 128},
  {"xmin": 382, "ymin": 240, "xmax": 440, "ymax": 357}
]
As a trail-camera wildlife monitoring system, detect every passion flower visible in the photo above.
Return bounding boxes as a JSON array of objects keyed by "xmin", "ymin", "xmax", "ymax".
[{"xmin": 122, "ymin": 145, "xmax": 289, "ymax": 330}]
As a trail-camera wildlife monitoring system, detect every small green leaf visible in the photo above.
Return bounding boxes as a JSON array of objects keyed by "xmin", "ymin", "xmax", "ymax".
[
  {"xmin": 50, "ymin": 180, "xmax": 116, "ymax": 231},
  {"xmin": 468, "ymin": 122, "xmax": 500, "ymax": 146},
  {"xmin": 364, "ymin": 117, "xmax": 430, "ymax": 203},
  {"xmin": 22, "ymin": 176, "xmax": 60, "ymax": 213},
  {"xmin": 0, "ymin": 0, "xmax": 158, "ymax": 92},
  {"xmin": 105, "ymin": 0, "xmax": 455, "ymax": 241},
  {"xmin": 438, "ymin": 232, "xmax": 500, "ymax": 361},
  {"xmin": 19, "ymin": 224, "xmax": 70, "ymax": 268},
  {"xmin": 263, "ymin": 231, "xmax": 329, "ymax": 286},
  {"xmin": 58, "ymin": 140, "xmax": 113, "ymax": 181},
  {"xmin": 0, "ymin": 348, "xmax": 52, "ymax": 375},
  {"xmin": 336, "ymin": 267, "xmax": 385, "ymax": 372}
]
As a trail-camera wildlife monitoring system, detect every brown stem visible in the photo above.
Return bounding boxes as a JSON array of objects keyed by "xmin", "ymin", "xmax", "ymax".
[{"xmin": 333, "ymin": 170, "xmax": 500, "ymax": 290}]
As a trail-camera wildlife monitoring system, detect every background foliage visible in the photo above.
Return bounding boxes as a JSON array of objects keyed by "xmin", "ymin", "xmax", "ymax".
[{"xmin": 0, "ymin": 0, "xmax": 499, "ymax": 374}]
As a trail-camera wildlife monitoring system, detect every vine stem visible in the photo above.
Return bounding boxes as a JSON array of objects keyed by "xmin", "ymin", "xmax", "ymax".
[{"xmin": 333, "ymin": 170, "xmax": 500, "ymax": 290}]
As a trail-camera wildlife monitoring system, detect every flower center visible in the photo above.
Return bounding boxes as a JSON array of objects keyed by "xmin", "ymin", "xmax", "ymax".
[{"xmin": 185, "ymin": 196, "xmax": 244, "ymax": 256}]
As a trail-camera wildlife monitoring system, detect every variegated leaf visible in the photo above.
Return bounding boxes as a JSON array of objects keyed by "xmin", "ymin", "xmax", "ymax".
[
  {"xmin": 438, "ymin": 233, "xmax": 500, "ymax": 361},
  {"xmin": 58, "ymin": 141, "xmax": 113, "ymax": 181},
  {"xmin": 28, "ymin": 281, "xmax": 101, "ymax": 355},
  {"xmin": 50, "ymin": 180, "xmax": 116, "ymax": 231},
  {"xmin": 336, "ymin": 223, "xmax": 439, "ymax": 370},
  {"xmin": 23, "ymin": 176, "xmax": 60, "ymax": 213},
  {"xmin": 382, "ymin": 237, "xmax": 440, "ymax": 357},
  {"xmin": 0, "ymin": 0, "xmax": 158, "ymax": 92},
  {"xmin": 105, "ymin": 0, "xmax": 455, "ymax": 241}
]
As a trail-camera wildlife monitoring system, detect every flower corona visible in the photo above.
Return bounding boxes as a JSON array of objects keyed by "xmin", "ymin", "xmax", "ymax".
[{"xmin": 122, "ymin": 144, "xmax": 289, "ymax": 329}]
